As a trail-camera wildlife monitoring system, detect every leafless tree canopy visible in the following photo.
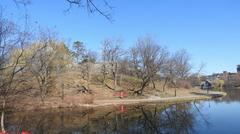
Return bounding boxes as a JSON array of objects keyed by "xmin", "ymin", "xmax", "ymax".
[
  {"xmin": 161, "ymin": 49, "xmax": 192, "ymax": 91},
  {"xmin": 66, "ymin": 0, "xmax": 113, "ymax": 20},
  {"xmin": 12, "ymin": 0, "xmax": 31, "ymax": 6},
  {"xmin": 173, "ymin": 49, "xmax": 192, "ymax": 79},
  {"xmin": 28, "ymin": 38, "xmax": 55, "ymax": 102},
  {"xmin": 9, "ymin": 0, "xmax": 113, "ymax": 20},
  {"xmin": 131, "ymin": 36, "xmax": 169, "ymax": 94},
  {"xmin": 101, "ymin": 38, "xmax": 125, "ymax": 90},
  {"xmin": 101, "ymin": 39, "xmax": 124, "ymax": 62}
]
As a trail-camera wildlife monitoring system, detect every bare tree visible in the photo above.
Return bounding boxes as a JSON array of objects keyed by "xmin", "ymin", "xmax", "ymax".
[
  {"xmin": 28, "ymin": 42, "xmax": 54, "ymax": 103},
  {"xmin": 188, "ymin": 62, "xmax": 206, "ymax": 86},
  {"xmin": 173, "ymin": 49, "xmax": 192, "ymax": 79},
  {"xmin": 101, "ymin": 38, "xmax": 124, "ymax": 90},
  {"xmin": 162, "ymin": 55, "xmax": 177, "ymax": 92},
  {"xmin": 131, "ymin": 36, "xmax": 168, "ymax": 95},
  {"xmin": 0, "ymin": 15, "xmax": 27, "ymax": 133},
  {"xmin": 196, "ymin": 62, "xmax": 206, "ymax": 77},
  {"xmin": 118, "ymin": 55, "xmax": 135, "ymax": 86},
  {"xmin": 152, "ymin": 46, "xmax": 169, "ymax": 89},
  {"xmin": 27, "ymin": 33, "xmax": 70, "ymax": 103},
  {"xmin": 161, "ymin": 50, "xmax": 192, "ymax": 95}
]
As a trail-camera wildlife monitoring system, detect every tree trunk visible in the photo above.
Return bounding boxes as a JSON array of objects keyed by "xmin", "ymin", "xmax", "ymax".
[
  {"xmin": 41, "ymin": 89, "xmax": 45, "ymax": 104},
  {"xmin": 151, "ymin": 79, "xmax": 156, "ymax": 89},
  {"xmin": 1, "ymin": 111, "xmax": 5, "ymax": 133},
  {"xmin": 119, "ymin": 74, "xmax": 122, "ymax": 86},
  {"xmin": 87, "ymin": 62, "xmax": 91, "ymax": 90},
  {"xmin": 163, "ymin": 77, "xmax": 169, "ymax": 92},
  {"xmin": 1, "ymin": 99, "xmax": 6, "ymax": 133},
  {"xmin": 104, "ymin": 82, "xmax": 115, "ymax": 90},
  {"xmin": 41, "ymin": 95, "xmax": 44, "ymax": 104},
  {"xmin": 61, "ymin": 83, "xmax": 64, "ymax": 101},
  {"xmin": 114, "ymin": 62, "xmax": 118, "ymax": 90},
  {"xmin": 135, "ymin": 78, "xmax": 149, "ymax": 95},
  {"xmin": 102, "ymin": 64, "xmax": 106, "ymax": 86},
  {"xmin": 172, "ymin": 79, "xmax": 177, "ymax": 96}
]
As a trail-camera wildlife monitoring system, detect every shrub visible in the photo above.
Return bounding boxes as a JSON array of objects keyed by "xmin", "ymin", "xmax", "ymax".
[{"xmin": 176, "ymin": 80, "xmax": 192, "ymax": 89}]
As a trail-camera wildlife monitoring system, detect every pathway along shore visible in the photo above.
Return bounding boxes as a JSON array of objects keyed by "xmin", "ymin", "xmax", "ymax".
[{"xmin": 81, "ymin": 91, "xmax": 227, "ymax": 108}]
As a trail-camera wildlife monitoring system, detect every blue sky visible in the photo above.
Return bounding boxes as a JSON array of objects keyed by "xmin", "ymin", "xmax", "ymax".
[{"xmin": 2, "ymin": 0, "xmax": 240, "ymax": 74}]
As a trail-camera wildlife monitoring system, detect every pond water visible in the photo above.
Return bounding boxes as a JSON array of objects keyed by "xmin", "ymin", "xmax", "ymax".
[{"xmin": 3, "ymin": 89, "xmax": 240, "ymax": 134}]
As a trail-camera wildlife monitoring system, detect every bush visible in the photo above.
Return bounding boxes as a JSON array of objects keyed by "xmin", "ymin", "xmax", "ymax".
[{"xmin": 176, "ymin": 80, "xmax": 192, "ymax": 89}]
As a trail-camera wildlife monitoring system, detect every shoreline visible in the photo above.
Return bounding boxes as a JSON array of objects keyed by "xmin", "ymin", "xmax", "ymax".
[
  {"xmin": 84, "ymin": 91, "xmax": 227, "ymax": 108},
  {"xmin": 8, "ymin": 91, "xmax": 226, "ymax": 112}
]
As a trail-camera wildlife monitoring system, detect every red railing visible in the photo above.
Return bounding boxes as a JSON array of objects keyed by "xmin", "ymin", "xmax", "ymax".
[
  {"xmin": 0, "ymin": 131, "xmax": 31, "ymax": 134},
  {"xmin": 114, "ymin": 91, "xmax": 128, "ymax": 98}
]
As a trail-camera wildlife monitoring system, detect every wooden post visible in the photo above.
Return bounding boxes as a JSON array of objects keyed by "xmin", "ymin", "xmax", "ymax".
[
  {"xmin": 175, "ymin": 89, "xmax": 177, "ymax": 97},
  {"xmin": 173, "ymin": 79, "xmax": 177, "ymax": 97},
  {"xmin": 120, "ymin": 91, "xmax": 123, "ymax": 98}
]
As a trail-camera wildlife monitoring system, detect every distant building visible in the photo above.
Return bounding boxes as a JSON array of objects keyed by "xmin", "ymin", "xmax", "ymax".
[
  {"xmin": 237, "ymin": 65, "xmax": 240, "ymax": 73},
  {"xmin": 201, "ymin": 65, "xmax": 240, "ymax": 88}
]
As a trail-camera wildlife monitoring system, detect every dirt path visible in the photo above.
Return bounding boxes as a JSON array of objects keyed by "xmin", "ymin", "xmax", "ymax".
[{"xmin": 89, "ymin": 91, "xmax": 227, "ymax": 107}]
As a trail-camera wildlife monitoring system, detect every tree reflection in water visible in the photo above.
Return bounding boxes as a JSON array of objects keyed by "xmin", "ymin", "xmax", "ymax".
[
  {"xmin": 3, "ymin": 102, "xmax": 208, "ymax": 134},
  {"xmin": 130, "ymin": 103, "xmax": 197, "ymax": 134}
]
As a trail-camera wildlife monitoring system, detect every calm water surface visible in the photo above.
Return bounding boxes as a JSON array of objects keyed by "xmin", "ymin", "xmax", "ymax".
[{"xmin": 4, "ymin": 89, "xmax": 240, "ymax": 134}]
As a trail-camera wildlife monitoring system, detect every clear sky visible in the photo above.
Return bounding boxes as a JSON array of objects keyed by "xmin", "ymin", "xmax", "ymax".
[{"xmin": 2, "ymin": 0, "xmax": 240, "ymax": 75}]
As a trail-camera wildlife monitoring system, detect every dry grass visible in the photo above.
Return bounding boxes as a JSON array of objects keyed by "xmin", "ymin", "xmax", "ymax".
[
  {"xmin": 176, "ymin": 80, "xmax": 192, "ymax": 89},
  {"xmin": 5, "ymin": 71, "xmax": 206, "ymax": 111}
]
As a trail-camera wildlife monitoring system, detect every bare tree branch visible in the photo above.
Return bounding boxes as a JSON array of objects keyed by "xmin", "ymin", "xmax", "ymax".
[{"xmin": 66, "ymin": 0, "xmax": 113, "ymax": 21}]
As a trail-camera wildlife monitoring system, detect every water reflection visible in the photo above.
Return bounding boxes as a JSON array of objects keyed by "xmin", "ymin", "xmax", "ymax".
[
  {"xmin": 222, "ymin": 88, "xmax": 240, "ymax": 102},
  {"xmin": 3, "ymin": 102, "xmax": 204, "ymax": 134},
  {"xmin": 4, "ymin": 89, "xmax": 240, "ymax": 134}
]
